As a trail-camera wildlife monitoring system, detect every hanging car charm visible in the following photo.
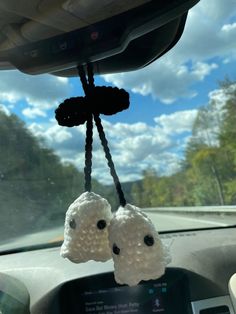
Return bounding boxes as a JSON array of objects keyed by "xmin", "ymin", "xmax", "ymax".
[
  {"xmin": 108, "ymin": 204, "xmax": 170, "ymax": 286},
  {"xmin": 61, "ymin": 191, "xmax": 112, "ymax": 263},
  {"xmin": 55, "ymin": 63, "xmax": 170, "ymax": 285}
]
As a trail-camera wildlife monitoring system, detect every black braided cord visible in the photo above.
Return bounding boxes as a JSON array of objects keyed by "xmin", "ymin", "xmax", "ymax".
[
  {"xmin": 84, "ymin": 114, "xmax": 93, "ymax": 192},
  {"xmin": 94, "ymin": 113, "xmax": 127, "ymax": 207},
  {"xmin": 77, "ymin": 66, "xmax": 93, "ymax": 192},
  {"xmin": 87, "ymin": 63, "xmax": 95, "ymax": 88},
  {"xmin": 55, "ymin": 63, "xmax": 128, "ymax": 206},
  {"xmin": 78, "ymin": 65, "xmax": 89, "ymax": 96}
]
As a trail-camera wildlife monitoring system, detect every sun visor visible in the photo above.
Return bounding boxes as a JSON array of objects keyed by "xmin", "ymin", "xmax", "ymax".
[{"xmin": 0, "ymin": 0, "xmax": 200, "ymax": 75}]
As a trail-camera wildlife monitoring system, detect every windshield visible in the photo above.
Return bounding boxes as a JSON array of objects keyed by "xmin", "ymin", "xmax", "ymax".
[{"xmin": 0, "ymin": 0, "xmax": 236, "ymax": 252}]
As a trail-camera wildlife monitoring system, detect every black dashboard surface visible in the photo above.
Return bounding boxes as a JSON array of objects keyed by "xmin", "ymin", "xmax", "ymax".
[{"xmin": 0, "ymin": 227, "xmax": 236, "ymax": 313}]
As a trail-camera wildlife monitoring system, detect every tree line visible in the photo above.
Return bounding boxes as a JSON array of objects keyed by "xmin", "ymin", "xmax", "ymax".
[
  {"xmin": 0, "ymin": 112, "xmax": 118, "ymax": 240},
  {"xmin": 130, "ymin": 80, "xmax": 236, "ymax": 207}
]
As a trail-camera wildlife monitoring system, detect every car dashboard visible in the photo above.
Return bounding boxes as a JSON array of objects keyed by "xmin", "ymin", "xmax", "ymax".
[{"xmin": 0, "ymin": 226, "xmax": 236, "ymax": 314}]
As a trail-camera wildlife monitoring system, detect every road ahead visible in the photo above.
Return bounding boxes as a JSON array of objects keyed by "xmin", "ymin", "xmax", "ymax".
[
  {"xmin": 1, "ymin": 211, "xmax": 236, "ymax": 251},
  {"xmin": 145, "ymin": 211, "xmax": 236, "ymax": 231}
]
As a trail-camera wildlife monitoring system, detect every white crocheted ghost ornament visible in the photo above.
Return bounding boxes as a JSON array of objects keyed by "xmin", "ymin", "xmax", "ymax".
[
  {"xmin": 108, "ymin": 204, "xmax": 170, "ymax": 286},
  {"xmin": 61, "ymin": 192, "xmax": 112, "ymax": 263}
]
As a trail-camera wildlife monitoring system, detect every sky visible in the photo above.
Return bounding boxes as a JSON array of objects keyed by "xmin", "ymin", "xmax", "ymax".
[{"xmin": 0, "ymin": 0, "xmax": 236, "ymax": 184}]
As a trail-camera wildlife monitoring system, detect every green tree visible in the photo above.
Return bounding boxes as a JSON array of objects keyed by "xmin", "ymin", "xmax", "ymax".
[
  {"xmin": 0, "ymin": 110, "xmax": 114, "ymax": 240},
  {"xmin": 218, "ymin": 80, "xmax": 236, "ymax": 203},
  {"xmin": 130, "ymin": 80, "xmax": 236, "ymax": 208}
]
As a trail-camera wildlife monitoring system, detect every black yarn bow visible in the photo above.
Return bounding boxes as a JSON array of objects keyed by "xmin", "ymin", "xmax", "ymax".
[
  {"xmin": 55, "ymin": 73, "xmax": 129, "ymax": 127},
  {"xmin": 55, "ymin": 64, "xmax": 127, "ymax": 207}
]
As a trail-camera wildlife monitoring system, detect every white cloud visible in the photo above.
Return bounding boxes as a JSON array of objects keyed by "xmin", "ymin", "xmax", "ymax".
[
  {"xmin": 22, "ymin": 107, "xmax": 47, "ymax": 119},
  {"xmin": 26, "ymin": 82, "xmax": 236, "ymax": 184},
  {"xmin": 208, "ymin": 89, "xmax": 229, "ymax": 109},
  {"xmin": 192, "ymin": 62, "xmax": 218, "ymax": 81},
  {"xmin": 0, "ymin": 71, "xmax": 71, "ymax": 115},
  {"xmin": 147, "ymin": 152, "xmax": 182, "ymax": 176},
  {"xmin": 208, "ymin": 83, "xmax": 236, "ymax": 109},
  {"xmin": 190, "ymin": 84, "xmax": 236, "ymax": 146},
  {"xmin": 29, "ymin": 122, "xmax": 83, "ymax": 150},
  {"xmin": 56, "ymin": 77, "xmax": 69, "ymax": 84},
  {"xmin": 221, "ymin": 22, "xmax": 236, "ymax": 33},
  {"xmin": 154, "ymin": 110, "xmax": 198, "ymax": 135},
  {"xmin": 43, "ymin": 125, "xmax": 73, "ymax": 144},
  {"xmin": 0, "ymin": 104, "xmax": 10, "ymax": 116},
  {"xmin": 102, "ymin": 0, "xmax": 236, "ymax": 103},
  {"xmin": 197, "ymin": 1, "xmax": 236, "ymax": 20},
  {"xmin": 27, "ymin": 108, "xmax": 200, "ymax": 183},
  {"xmin": 103, "ymin": 60, "xmax": 218, "ymax": 104}
]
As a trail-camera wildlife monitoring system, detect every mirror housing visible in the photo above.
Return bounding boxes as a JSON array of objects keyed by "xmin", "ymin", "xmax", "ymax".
[{"xmin": 0, "ymin": 0, "xmax": 200, "ymax": 75}]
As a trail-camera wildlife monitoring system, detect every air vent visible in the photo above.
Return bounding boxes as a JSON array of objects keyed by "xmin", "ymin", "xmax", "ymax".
[
  {"xmin": 200, "ymin": 305, "xmax": 230, "ymax": 314},
  {"xmin": 192, "ymin": 296, "xmax": 234, "ymax": 314}
]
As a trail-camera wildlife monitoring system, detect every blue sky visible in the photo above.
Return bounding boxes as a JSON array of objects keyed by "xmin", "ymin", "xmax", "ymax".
[{"xmin": 0, "ymin": 0, "xmax": 236, "ymax": 184}]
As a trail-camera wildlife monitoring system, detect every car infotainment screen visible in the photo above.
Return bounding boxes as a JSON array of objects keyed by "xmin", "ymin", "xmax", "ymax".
[
  {"xmin": 80, "ymin": 282, "xmax": 167, "ymax": 314},
  {"xmin": 59, "ymin": 269, "xmax": 189, "ymax": 314}
]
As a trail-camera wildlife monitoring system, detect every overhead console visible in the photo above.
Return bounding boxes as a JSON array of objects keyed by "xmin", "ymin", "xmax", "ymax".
[{"xmin": 0, "ymin": 0, "xmax": 200, "ymax": 75}]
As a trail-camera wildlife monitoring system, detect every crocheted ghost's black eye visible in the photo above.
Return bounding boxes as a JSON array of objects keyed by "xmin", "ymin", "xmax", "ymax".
[
  {"xmin": 97, "ymin": 219, "xmax": 107, "ymax": 230},
  {"xmin": 113, "ymin": 244, "xmax": 120, "ymax": 255},
  {"xmin": 144, "ymin": 235, "xmax": 154, "ymax": 246},
  {"xmin": 69, "ymin": 218, "xmax": 76, "ymax": 229}
]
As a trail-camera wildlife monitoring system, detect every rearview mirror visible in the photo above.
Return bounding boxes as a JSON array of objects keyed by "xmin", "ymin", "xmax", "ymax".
[{"xmin": 0, "ymin": 0, "xmax": 200, "ymax": 75}]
